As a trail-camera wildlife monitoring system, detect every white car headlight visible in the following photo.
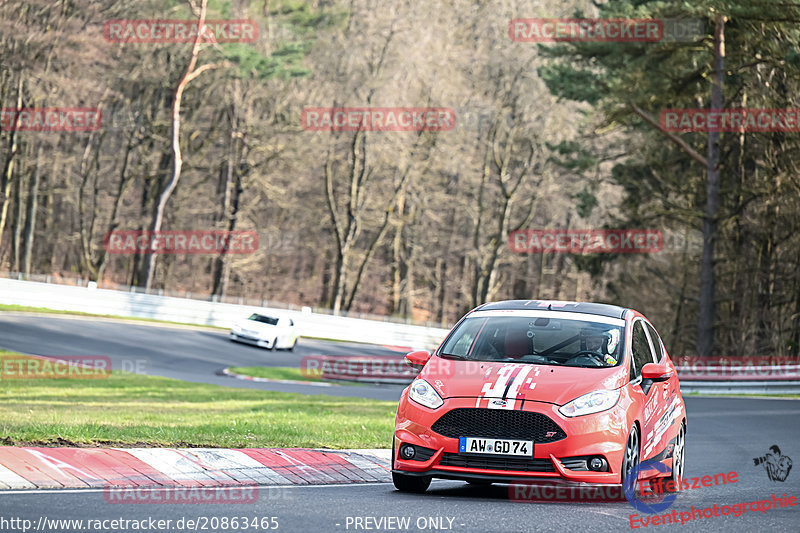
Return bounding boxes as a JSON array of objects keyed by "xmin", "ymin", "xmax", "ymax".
[
  {"xmin": 559, "ymin": 389, "xmax": 620, "ymax": 417},
  {"xmin": 232, "ymin": 325, "xmax": 242, "ymax": 334},
  {"xmin": 408, "ymin": 379, "xmax": 444, "ymax": 409}
]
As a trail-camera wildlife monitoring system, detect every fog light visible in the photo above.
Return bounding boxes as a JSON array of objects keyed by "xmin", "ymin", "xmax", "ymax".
[
  {"xmin": 589, "ymin": 457, "xmax": 607, "ymax": 471},
  {"xmin": 400, "ymin": 444, "xmax": 416, "ymax": 460}
]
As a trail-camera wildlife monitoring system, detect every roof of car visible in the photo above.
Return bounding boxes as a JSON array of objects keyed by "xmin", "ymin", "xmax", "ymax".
[{"xmin": 476, "ymin": 300, "xmax": 628, "ymax": 320}]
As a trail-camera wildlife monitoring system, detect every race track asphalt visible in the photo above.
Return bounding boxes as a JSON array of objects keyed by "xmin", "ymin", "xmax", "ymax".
[
  {"xmin": 0, "ymin": 313, "xmax": 407, "ymax": 400},
  {"xmin": 1, "ymin": 397, "xmax": 798, "ymax": 532},
  {"xmin": 1, "ymin": 313, "xmax": 799, "ymax": 532}
]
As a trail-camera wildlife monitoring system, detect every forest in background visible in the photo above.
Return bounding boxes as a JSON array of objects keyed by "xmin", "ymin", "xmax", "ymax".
[{"xmin": 1, "ymin": 0, "xmax": 799, "ymax": 358}]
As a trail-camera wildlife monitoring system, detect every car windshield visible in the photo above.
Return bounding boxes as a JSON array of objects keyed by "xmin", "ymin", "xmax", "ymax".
[
  {"xmin": 440, "ymin": 315, "xmax": 624, "ymax": 368},
  {"xmin": 248, "ymin": 314, "xmax": 279, "ymax": 325}
]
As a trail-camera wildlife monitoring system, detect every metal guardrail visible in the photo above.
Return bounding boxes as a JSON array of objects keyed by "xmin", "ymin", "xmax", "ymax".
[
  {"xmin": 679, "ymin": 380, "xmax": 800, "ymax": 394},
  {"xmin": 3, "ymin": 274, "xmax": 795, "ymax": 393},
  {"xmin": 308, "ymin": 358, "xmax": 800, "ymax": 392},
  {"xmin": 0, "ymin": 271, "xmax": 452, "ymax": 329},
  {"xmin": 0, "ymin": 278, "xmax": 449, "ymax": 350}
]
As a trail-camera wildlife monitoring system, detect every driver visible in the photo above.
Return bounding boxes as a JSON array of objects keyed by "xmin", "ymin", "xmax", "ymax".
[
  {"xmin": 582, "ymin": 330, "xmax": 609, "ymax": 354},
  {"xmin": 585, "ymin": 334, "xmax": 606, "ymax": 354},
  {"xmin": 581, "ymin": 328, "xmax": 620, "ymax": 365}
]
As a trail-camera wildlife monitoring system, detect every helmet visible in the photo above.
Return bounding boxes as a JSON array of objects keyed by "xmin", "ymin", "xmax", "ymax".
[{"xmin": 580, "ymin": 328, "xmax": 620, "ymax": 355}]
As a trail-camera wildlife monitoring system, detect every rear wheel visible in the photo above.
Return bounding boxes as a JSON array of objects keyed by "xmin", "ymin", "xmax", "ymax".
[
  {"xmin": 392, "ymin": 472, "xmax": 431, "ymax": 493},
  {"xmin": 670, "ymin": 422, "xmax": 686, "ymax": 491}
]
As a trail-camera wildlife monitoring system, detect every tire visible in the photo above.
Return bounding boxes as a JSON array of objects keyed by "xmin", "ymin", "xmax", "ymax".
[
  {"xmin": 621, "ymin": 424, "xmax": 640, "ymax": 492},
  {"xmin": 268, "ymin": 338, "xmax": 277, "ymax": 350},
  {"xmin": 670, "ymin": 422, "xmax": 686, "ymax": 491},
  {"xmin": 392, "ymin": 472, "xmax": 431, "ymax": 493},
  {"xmin": 288, "ymin": 338, "xmax": 297, "ymax": 351}
]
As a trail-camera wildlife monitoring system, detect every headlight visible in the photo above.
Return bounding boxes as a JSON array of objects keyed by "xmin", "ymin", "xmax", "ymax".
[
  {"xmin": 559, "ymin": 389, "xmax": 620, "ymax": 417},
  {"xmin": 408, "ymin": 379, "xmax": 444, "ymax": 409},
  {"xmin": 232, "ymin": 325, "xmax": 242, "ymax": 333}
]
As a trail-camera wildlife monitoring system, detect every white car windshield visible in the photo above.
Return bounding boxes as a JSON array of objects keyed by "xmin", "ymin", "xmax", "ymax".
[
  {"xmin": 248, "ymin": 314, "xmax": 279, "ymax": 326},
  {"xmin": 440, "ymin": 315, "xmax": 624, "ymax": 368}
]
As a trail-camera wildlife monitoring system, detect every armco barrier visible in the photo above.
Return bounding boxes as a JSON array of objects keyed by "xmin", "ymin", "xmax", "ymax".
[
  {"xmin": 678, "ymin": 380, "xmax": 800, "ymax": 394},
  {"xmin": 306, "ymin": 356, "xmax": 800, "ymax": 392},
  {"xmin": 674, "ymin": 356, "xmax": 800, "ymax": 394},
  {"xmin": 0, "ymin": 278, "xmax": 448, "ymax": 350}
]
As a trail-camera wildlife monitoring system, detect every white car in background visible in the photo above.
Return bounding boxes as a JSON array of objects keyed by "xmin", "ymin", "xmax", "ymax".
[{"xmin": 230, "ymin": 313, "xmax": 299, "ymax": 350}]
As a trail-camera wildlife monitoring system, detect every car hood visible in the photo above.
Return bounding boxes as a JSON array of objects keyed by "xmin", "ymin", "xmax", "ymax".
[{"xmin": 418, "ymin": 357, "xmax": 627, "ymax": 405}]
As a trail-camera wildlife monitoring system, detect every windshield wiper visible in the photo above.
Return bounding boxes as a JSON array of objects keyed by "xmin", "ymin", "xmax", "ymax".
[{"xmin": 439, "ymin": 353, "xmax": 469, "ymax": 360}]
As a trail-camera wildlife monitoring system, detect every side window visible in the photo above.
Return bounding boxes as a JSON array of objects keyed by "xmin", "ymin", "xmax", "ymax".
[
  {"xmin": 645, "ymin": 323, "xmax": 664, "ymax": 362},
  {"xmin": 630, "ymin": 321, "xmax": 655, "ymax": 380},
  {"xmin": 442, "ymin": 318, "xmax": 486, "ymax": 357}
]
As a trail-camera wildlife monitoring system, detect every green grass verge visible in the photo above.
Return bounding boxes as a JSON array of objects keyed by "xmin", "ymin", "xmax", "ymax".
[{"xmin": 0, "ymin": 352, "xmax": 395, "ymax": 448}]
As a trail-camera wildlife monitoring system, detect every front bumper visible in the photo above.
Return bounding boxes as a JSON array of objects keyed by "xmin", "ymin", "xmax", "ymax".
[
  {"xmin": 394, "ymin": 397, "xmax": 627, "ymax": 484},
  {"xmin": 230, "ymin": 332, "xmax": 273, "ymax": 348}
]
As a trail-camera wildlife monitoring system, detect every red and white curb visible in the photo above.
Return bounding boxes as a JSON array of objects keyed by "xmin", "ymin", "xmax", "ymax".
[{"xmin": 0, "ymin": 447, "xmax": 391, "ymax": 489}]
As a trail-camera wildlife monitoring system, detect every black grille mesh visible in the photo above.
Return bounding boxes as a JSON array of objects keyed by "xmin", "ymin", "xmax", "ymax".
[
  {"xmin": 439, "ymin": 453, "xmax": 554, "ymax": 472},
  {"xmin": 430, "ymin": 408, "xmax": 566, "ymax": 442},
  {"xmin": 409, "ymin": 445, "xmax": 436, "ymax": 462}
]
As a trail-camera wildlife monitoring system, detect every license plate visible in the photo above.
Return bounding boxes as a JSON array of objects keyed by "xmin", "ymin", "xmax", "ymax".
[{"xmin": 459, "ymin": 437, "xmax": 533, "ymax": 456}]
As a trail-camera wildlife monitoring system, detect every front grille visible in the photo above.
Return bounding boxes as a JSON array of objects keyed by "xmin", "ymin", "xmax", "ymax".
[
  {"xmin": 430, "ymin": 408, "xmax": 566, "ymax": 442},
  {"xmin": 439, "ymin": 453, "xmax": 554, "ymax": 472}
]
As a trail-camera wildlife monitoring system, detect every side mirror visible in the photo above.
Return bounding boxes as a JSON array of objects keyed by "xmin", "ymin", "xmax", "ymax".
[
  {"xmin": 404, "ymin": 350, "xmax": 431, "ymax": 370},
  {"xmin": 641, "ymin": 362, "xmax": 673, "ymax": 382}
]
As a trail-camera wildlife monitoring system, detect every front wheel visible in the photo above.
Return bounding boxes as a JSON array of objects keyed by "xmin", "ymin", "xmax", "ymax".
[
  {"xmin": 621, "ymin": 425, "xmax": 640, "ymax": 492},
  {"xmin": 392, "ymin": 472, "xmax": 431, "ymax": 493}
]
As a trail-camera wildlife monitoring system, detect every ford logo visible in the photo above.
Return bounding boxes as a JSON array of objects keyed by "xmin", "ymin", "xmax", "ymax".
[{"xmin": 490, "ymin": 399, "xmax": 507, "ymax": 407}]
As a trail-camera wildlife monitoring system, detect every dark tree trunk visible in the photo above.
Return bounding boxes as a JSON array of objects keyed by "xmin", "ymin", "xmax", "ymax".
[{"xmin": 697, "ymin": 15, "xmax": 725, "ymax": 357}]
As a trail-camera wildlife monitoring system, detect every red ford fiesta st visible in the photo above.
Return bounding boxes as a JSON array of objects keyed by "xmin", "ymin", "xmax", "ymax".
[{"xmin": 392, "ymin": 299, "xmax": 686, "ymax": 493}]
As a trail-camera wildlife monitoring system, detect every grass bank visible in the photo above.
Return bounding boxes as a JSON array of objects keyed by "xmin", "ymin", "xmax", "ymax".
[{"xmin": 0, "ymin": 352, "xmax": 395, "ymax": 448}]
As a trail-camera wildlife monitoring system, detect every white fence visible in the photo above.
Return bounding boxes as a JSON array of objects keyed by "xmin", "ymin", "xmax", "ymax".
[{"xmin": 0, "ymin": 278, "xmax": 449, "ymax": 350}]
